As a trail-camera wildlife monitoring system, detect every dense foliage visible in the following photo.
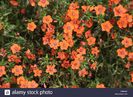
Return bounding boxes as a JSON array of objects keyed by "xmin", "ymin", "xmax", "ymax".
[{"xmin": 0, "ymin": 0, "xmax": 133, "ymax": 88}]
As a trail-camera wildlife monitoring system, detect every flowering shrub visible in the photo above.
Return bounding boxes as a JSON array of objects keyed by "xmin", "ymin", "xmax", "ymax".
[{"xmin": 0, "ymin": 0, "xmax": 133, "ymax": 88}]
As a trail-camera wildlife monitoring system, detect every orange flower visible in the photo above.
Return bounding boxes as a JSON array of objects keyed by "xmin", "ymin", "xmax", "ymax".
[
  {"xmin": 121, "ymin": 14, "xmax": 132, "ymax": 23},
  {"xmin": 47, "ymin": 24, "xmax": 55, "ymax": 33},
  {"xmin": 71, "ymin": 85, "xmax": 79, "ymax": 88},
  {"xmin": 85, "ymin": 30, "xmax": 92, "ymax": 38},
  {"xmin": 41, "ymin": 23, "xmax": 47, "ymax": 32},
  {"xmin": 71, "ymin": 51, "xmax": 77, "ymax": 58},
  {"xmin": 110, "ymin": 0, "xmax": 121, "ymax": 4},
  {"xmin": 71, "ymin": 20, "xmax": 80, "ymax": 30},
  {"xmin": 27, "ymin": 80, "xmax": 38, "ymax": 88},
  {"xmin": 12, "ymin": 65, "xmax": 23, "ymax": 76},
  {"xmin": 63, "ymin": 33, "xmax": 73, "ymax": 40},
  {"xmin": 61, "ymin": 60, "xmax": 71, "ymax": 69},
  {"xmin": 124, "ymin": 62, "xmax": 131, "ymax": 69},
  {"xmin": 66, "ymin": 38, "xmax": 74, "ymax": 47},
  {"xmin": 78, "ymin": 68, "xmax": 88, "ymax": 77},
  {"xmin": 71, "ymin": 60, "xmax": 80, "ymax": 70},
  {"xmin": 85, "ymin": 18, "xmax": 93, "ymax": 28},
  {"xmin": 111, "ymin": 33, "xmax": 116, "ymax": 39},
  {"xmin": 42, "ymin": 36, "xmax": 50, "ymax": 45},
  {"xmin": 63, "ymin": 22, "xmax": 74, "ymax": 34},
  {"xmin": 82, "ymin": 6, "xmax": 90, "ymax": 12},
  {"xmin": 49, "ymin": 39, "xmax": 59, "ymax": 49},
  {"xmin": 75, "ymin": 26, "xmax": 85, "ymax": 37},
  {"xmin": 117, "ymin": 48, "xmax": 128, "ymax": 58},
  {"xmin": 130, "ymin": 77, "xmax": 133, "ymax": 82},
  {"xmin": 80, "ymin": 41, "xmax": 86, "ymax": 46},
  {"xmin": 17, "ymin": 77, "xmax": 28, "ymax": 88},
  {"xmin": 29, "ymin": 0, "xmax": 36, "ymax": 6},
  {"xmin": 96, "ymin": 83, "xmax": 106, "ymax": 88},
  {"xmin": 10, "ymin": 0, "xmax": 19, "ymax": 6},
  {"xmin": 0, "ymin": 66, "xmax": 6, "ymax": 77},
  {"xmin": 57, "ymin": 52, "xmax": 67, "ymax": 60},
  {"xmin": 19, "ymin": 80, "xmax": 28, "ymax": 88},
  {"xmin": 77, "ymin": 47, "xmax": 86, "ymax": 55},
  {"xmin": 17, "ymin": 79, "xmax": 27, "ymax": 88},
  {"xmin": 130, "ymin": 71, "xmax": 133, "ymax": 82},
  {"xmin": 43, "ymin": 15, "xmax": 53, "ymax": 24},
  {"xmin": 67, "ymin": 9, "xmax": 79, "ymax": 20},
  {"xmin": 69, "ymin": 2, "xmax": 79, "ymax": 10},
  {"xmin": 0, "ymin": 48, "xmax": 7, "ymax": 57},
  {"xmin": 46, "ymin": 65, "xmax": 57, "ymax": 75},
  {"xmin": 25, "ymin": 49, "xmax": 36, "ymax": 60},
  {"xmin": 8, "ymin": 55, "xmax": 21, "ymax": 63},
  {"xmin": 87, "ymin": 37, "xmax": 96, "ymax": 46},
  {"xmin": 95, "ymin": 5, "xmax": 106, "ymax": 15},
  {"xmin": 128, "ymin": 52, "xmax": 133, "ymax": 61},
  {"xmin": 90, "ymin": 62, "xmax": 97, "ymax": 70},
  {"xmin": 121, "ymin": 37, "xmax": 132, "ymax": 48},
  {"xmin": 27, "ymin": 22, "xmax": 37, "ymax": 31},
  {"xmin": 117, "ymin": 18, "xmax": 128, "ymax": 29},
  {"xmin": 0, "ymin": 83, "xmax": 10, "ymax": 88},
  {"xmin": 128, "ymin": 21, "xmax": 133, "ymax": 28},
  {"xmin": 75, "ymin": 54, "xmax": 84, "ymax": 62},
  {"xmin": 113, "ymin": 5, "xmax": 127, "ymax": 16},
  {"xmin": 10, "ymin": 43, "xmax": 21, "ymax": 54},
  {"xmin": 91, "ymin": 47, "xmax": 100, "ymax": 56},
  {"xmin": 33, "ymin": 68, "xmax": 42, "ymax": 77},
  {"xmin": 30, "ymin": 64, "xmax": 37, "ymax": 71},
  {"xmin": 17, "ymin": 76, "xmax": 26, "ymax": 85},
  {"xmin": 38, "ymin": 0, "xmax": 49, "ymax": 7},
  {"xmin": 60, "ymin": 40, "xmax": 69, "ymax": 50},
  {"xmin": 130, "ymin": 71, "xmax": 133, "ymax": 78},
  {"xmin": 101, "ymin": 21, "xmax": 113, "ymax": 33}
]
